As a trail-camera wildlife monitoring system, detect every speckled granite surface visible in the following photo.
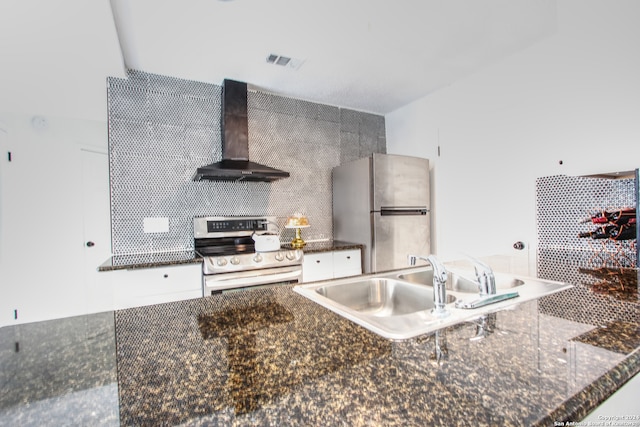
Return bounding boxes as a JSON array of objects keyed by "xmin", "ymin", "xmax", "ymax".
[
  {"xmin": 98, "ymin": 242, "xmax": 360, "ymax": 271},
  {"xmin": 0, "ymin": 312, "xmax": 119, "ymax": 426},
  {"xmin": 98, "ymin": 251, "xmax": 202, "ymax": 271},
  {"xmin": 286, "ymin": 240, "xmax": 364, "ymax": 254},
  {"xmin": 2, "ymin": 277, "xmax": 639, "ymax": 426}
]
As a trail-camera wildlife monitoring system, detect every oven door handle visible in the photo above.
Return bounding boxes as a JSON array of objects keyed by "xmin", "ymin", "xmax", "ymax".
[{"xmin": 204, "ymin": 267, "xmax": 301, "ymax": 289}]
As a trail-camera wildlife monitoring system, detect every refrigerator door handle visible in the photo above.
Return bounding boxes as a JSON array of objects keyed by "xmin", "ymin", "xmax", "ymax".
[{"xmin": 380, "ymin": 208, "xmax": 429, "ymax": 216}]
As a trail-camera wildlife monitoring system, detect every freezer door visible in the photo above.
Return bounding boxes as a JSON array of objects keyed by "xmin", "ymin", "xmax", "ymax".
[
  {"xmin": 372, "ymin": 153, "xmax": 430, "ymax": 211},
  {"xmin": 371, "ymin": 212, "xmax": 430, "ymax": 273}
]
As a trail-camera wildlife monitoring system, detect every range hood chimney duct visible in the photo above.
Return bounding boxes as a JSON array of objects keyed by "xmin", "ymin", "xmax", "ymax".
[{"xmin": 194, "ymin": 79, "xmax": 290, "ymax": 182}]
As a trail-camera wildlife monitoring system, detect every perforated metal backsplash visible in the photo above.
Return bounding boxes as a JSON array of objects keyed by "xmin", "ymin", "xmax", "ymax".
[
  {"xmin": 107, "ymin": 70, "xmax": 386, "ymax": 255},
  {"xmin": 536, "ymin": 174, "xmax": 636, "ymax": 272},
  {"xmin": 536, "ymin": 174, "xmax": 639, "ymax": 325}
]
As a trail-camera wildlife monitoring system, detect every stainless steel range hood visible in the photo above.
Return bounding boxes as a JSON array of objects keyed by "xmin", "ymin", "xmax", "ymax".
[{"xmin": 194, "ymin": 79, "xmax": 290, "ymax": 182}]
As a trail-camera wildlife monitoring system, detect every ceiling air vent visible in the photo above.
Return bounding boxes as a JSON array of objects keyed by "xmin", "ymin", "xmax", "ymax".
[{"xmin": 266, "ymin": 53, "xmax": 304, "ymax": 70}]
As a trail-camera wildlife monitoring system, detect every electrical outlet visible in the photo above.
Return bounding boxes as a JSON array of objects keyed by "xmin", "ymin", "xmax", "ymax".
[{"xmin": 143, "ymin": 217, "xmax": 169, "ymax": 233}]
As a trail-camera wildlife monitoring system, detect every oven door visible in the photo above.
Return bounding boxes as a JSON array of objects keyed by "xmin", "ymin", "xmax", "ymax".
[{"xmin": 203, "ymin": 265, "xmax": 302, "ymax": 295}]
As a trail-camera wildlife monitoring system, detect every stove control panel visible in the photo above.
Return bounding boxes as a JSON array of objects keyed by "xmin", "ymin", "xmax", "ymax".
[
  {"xmin": 207, "ymin": 219, "xmax": 267, "ymax": 233},
  {"xmin": 202, "ymin": 250, "xmax": 303, "ymax": 275},
  {"xmin": 194, "ymin": 216, "xmax": 276, "ymax": 239}
]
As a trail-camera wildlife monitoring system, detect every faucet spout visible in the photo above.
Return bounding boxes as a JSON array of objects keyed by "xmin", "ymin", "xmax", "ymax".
[
  {"xmin": 407, "ymin": 254, "xmax": 449, "ymax": 317},
  {"xmin": 467, "ymin": 256, "xmax": 496, "ymax": 296}
]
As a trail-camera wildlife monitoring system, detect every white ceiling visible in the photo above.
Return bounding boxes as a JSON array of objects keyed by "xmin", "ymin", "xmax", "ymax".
[
  {"xmin": 111, "ymin": 0, "xmax": 557, "ymax": 114},
  {"xmin": 0, "ymin": 0, "xmax": 557, "ymax": 121}
]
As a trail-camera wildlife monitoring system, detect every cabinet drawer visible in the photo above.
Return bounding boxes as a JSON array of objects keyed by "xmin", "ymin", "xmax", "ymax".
[
  {"xmin": 333, "ymin": 249, "xmax": 362, "ymax": 278},
  {"xmin": 302, "ymin": 252, "xmax": 334, "ymax": 282},
  {"xmin": 112, "ymin": 264, "xmax": 202, "ymax": 309}
]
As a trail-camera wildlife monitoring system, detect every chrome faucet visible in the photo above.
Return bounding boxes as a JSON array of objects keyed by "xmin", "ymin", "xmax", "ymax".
[
  {"xmin": 455, "ymin": 257, "xmax": 520, "ymax": 310},
  {"xmin": 469, "ymin": 313, "xmax": 496, "ymax": 341},
  {"xmin": 469, "ymin": 257, "xmax": 496, "ymax": 296},
  {"xmin": 408, "ymin": 254, "xmax": 449, "ymax": 317},
  {"xmin": 430, "ymin": 330, "xmax": 448, "ymax": 364}
]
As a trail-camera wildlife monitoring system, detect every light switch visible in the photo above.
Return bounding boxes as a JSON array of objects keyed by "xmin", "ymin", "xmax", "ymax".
[{"xmin": 143, "ymin": 217, "xmax": 169, "ymax": 233}]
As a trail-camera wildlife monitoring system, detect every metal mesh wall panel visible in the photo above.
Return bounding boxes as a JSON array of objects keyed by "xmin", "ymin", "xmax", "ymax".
[
  {"xmin": 107, "ymin": 70, "xmax": 385, "ymax": 254},
  {"xmin": 536, "ymin": 175, "xmax": 636, "ymax": 271},
  {"xmin": 536, "ymin": 174, "xmax": 638, "ymax": 325}
]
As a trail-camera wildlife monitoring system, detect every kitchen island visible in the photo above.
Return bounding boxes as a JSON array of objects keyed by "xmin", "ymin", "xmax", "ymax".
[{"xmin": 1, "ymin": 271, "xmax": 639, "ymax": 426}]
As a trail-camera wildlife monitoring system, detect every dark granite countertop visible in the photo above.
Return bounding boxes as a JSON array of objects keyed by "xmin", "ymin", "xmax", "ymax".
[
  {"xmin": 1, "ymin": 269, "xmax": 639, "ymax": 426},
  {"xmin": 98, "ymin": 241, "xmax": 361, "ymax": 271},
  {"xmin": 282, "ymin": 240, "xmax": 363, "ymax": 254},
  {"xmin": 98, "ymin": 251, "xmax": 203, "ymax": 271}
]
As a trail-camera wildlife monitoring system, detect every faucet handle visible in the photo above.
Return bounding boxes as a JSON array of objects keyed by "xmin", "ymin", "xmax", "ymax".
[
  {"xmin": 475, "ymin": 262, "xmax": 496, "ymax": 295},
  {"xmin": 478, "ymin": 274, "xmax": 497, "ymax": 296},
  {"xmin": 408, "ymin": 254, "xmax": 448, "ymax": 283},
  {"xmin": 464, "ymin": 254, "xmax": 492, "ymax": 273},
  {"xmin": 464, "ymin": 255, "xmax": 496, "ymax": 295}
]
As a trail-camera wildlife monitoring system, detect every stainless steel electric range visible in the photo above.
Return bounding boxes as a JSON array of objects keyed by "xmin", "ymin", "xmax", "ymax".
[{"xmin": 194, "ymin": 216, "xmax": 303, "ymax": 295}]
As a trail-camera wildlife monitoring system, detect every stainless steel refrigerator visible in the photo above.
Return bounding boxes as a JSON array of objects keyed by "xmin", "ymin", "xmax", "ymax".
[{"xmin": 332, "ymin": 153, "xmax": 431, "ymax": 273}]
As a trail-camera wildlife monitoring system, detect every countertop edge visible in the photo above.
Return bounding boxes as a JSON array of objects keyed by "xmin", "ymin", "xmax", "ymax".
[
  {"xmin": 282, "ymin": 241, "xmax": 364, "ymax": 254},
  {"xmin": 98, "ymin": 254, "xmax": 203, "ymax": 272},
  {"xmin": 98, "ymin": 242, "xmax": 362, "ymax": 271},
  {"xmin": 534, "ymin": 348, "xmax": 640, "ymax": 426}
]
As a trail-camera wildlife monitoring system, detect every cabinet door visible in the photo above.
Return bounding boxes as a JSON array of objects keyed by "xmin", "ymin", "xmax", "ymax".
[
  {"xmin": 111, "ymin": 264, "xmax": 202, "ymax": 310},
  {"xmin": 333, "ymin": 249, "xmax": 362, "ymax": 279},
  {"xmin": 0, "ymin": 127, "xmax": 13, "ymax": 325},
  {"xmin": 81, "ymin": 149, "xmax": 114, "ymax": 315},
  {"xmin": 302, "ymin": 252, "xmax": 334, "ymax": 282}
]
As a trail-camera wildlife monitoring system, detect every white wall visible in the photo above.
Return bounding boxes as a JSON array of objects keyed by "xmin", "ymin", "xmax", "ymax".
[
  {"xmin": 0, "ymin": 0, "xmax": 126, "ymax": 121},
  {"xmin": 0, "ymin": 114, "xmax": 110, "ymax": 325},
  {"xmin": 385, "ymin": 0, "xmax": 640, "ymax": 273},
  {"xmin": 0, "ymin": 0, "xmax": 124, "ymax": 326}
]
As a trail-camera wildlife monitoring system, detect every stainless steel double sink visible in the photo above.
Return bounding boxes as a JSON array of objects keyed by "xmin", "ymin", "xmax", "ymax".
[{"xmin": 294, "ymin": 266, "xmax": 572, "ymax": 340}]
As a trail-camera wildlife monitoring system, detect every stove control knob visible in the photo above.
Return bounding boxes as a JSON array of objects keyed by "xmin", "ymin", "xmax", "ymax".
[
  {"xmin": 230, "ymin": 256, "xmax": 240, "ymax": 266},
  {"xmin": 253, "ymin": 254, "xmax": 263, "ymax": 263},
  {"xmin": 275, "ymin": 252, "xmax": 285, "ymax": 262},
  {"xmin": 286, "ymin": 251, "xmax": 296, "ymax": 261},
  {"xmin": 216, "ymin": 258, "xmax": 228, "ymax": 267}
]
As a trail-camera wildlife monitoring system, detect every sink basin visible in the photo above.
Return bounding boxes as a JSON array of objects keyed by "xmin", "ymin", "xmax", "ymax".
[
  {"xmin": 295, "ymin": 277, "xmax": 459, "ymax": 339},
  {"xmin": 314, "ymin": 278, "xmax": 456, "ymax": 317},
  {"xmin": 294, "ymin": 266, "xmax": 572, "ymax": 341},
  {"xmin": 398, "ymin": 269, "xmax": 524, "ymax": 293}
]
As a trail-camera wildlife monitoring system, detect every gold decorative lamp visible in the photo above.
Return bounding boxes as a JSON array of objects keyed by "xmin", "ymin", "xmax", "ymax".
[{"xmin": 284, "ymin": 214, "xmax": 310, "ymax": 249}]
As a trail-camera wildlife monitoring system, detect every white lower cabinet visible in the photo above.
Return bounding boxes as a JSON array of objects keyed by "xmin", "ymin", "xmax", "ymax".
[
  {"xmin": 332, "ymin": 249, "xmax": 362, "ymax": 278},
  {"xmin": 110, "ymin": 264, "xmax": 203, "ymax": 310},
  {"xmin": 302, "ymin": 249, "xmax": 362, "ymax": 282},
  {"xmin": 302, "ymin": 252, "xmax": 334, "ymax": 282}
]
